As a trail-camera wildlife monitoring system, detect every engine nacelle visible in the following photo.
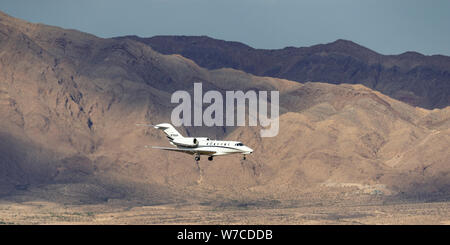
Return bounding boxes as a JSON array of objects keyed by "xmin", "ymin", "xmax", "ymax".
[{"xmin": 172, "ymin": 137, "xmax": 198, "ymax": 148}]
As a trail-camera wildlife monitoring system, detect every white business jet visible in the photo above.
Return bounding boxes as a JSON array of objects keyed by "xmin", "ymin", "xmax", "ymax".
[{"xmin": 138, "ymin": 123, "xmax": 253, "ymax": 162}]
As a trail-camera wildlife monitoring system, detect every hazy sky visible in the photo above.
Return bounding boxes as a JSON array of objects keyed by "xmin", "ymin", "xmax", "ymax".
[{"xmin": 1, "ymin": 0, "xmax": 450, "ymax": 55}]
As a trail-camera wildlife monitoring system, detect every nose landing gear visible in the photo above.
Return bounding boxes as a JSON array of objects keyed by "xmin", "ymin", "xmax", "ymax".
[{"xmin": 208, "ymin": 156, "xmax": 213, "ymax": 161}]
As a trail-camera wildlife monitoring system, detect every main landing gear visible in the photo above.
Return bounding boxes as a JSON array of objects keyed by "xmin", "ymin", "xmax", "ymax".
[
  {"xmin": 194, "ymin": 155, "xmax": 213, "ymax": 161},
  {"xmin": 194, "ymin": 153, "xmax": 201, "ymax": 171},
  {"xmin": 194, "ymin": 155, "xmax": 247, "ymax": 161},
  {"xmin": 194, "ymin": 154, "xmax": 200, "ymax": 162}
]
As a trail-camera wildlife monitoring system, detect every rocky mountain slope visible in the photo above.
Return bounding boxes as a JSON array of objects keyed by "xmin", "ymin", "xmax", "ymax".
[
  {"xmin": 121, "ymin": 35, "xmax": 450, "ymax": 109},
  {"xmin": 0, "ymin": 11, "xmax": 449, "ymax": 206}
]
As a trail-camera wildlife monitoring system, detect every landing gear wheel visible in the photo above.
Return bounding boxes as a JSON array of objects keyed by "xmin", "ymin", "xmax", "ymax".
[
  {"xmin": 208, "ymin": 156, "xmax": 213, "ymax": 161},
  {"xmin": 242, "ymin": 155, "xmax": 246, "ymax": 160},
  {"xmin": 195, "ymin": 155, "xmax": 200, "ymax": 161}
]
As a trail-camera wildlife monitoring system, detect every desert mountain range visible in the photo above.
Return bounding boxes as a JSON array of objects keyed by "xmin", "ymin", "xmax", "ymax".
[
  {"xmin": 0, "ymin": 10, "xmax": 449, "ymax": 206},
  {"xmin": 121, "ymin": 35, "xmax": 450, "ymax": 109}
]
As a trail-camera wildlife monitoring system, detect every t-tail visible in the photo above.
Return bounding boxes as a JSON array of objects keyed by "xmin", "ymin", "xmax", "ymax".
[
  {"xmin": 153, "ymin": 123, "xmax": 184, "ymax": 140},
  {"xmin": 153, "ymin": 123, "xmax": 200, "ymax": 148}
]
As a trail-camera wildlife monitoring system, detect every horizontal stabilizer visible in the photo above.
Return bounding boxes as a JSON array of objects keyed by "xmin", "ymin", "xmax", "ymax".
[{"xmin": 136, "ymin": 123, "xmax": 156, "ymax": 127}]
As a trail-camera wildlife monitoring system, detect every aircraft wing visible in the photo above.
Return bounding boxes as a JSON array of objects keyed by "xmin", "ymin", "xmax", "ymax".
[{"xmin": 151, "ymin": 146, "xmax": 217, "ymax": 155}]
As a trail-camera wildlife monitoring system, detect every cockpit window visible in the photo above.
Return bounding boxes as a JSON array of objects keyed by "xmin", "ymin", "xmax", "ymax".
[{"xmin": 236, "ymin": 143, "xmax": 244, "ymax": 146}]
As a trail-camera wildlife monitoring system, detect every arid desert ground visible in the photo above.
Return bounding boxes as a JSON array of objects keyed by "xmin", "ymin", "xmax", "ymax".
[
  {"xmin": 1, "ymin": 185, "xmax": 450, "ymax": 225},
  {"xmin": 1, "ymin": 200, "xmax": 450, "ymax": 225}
]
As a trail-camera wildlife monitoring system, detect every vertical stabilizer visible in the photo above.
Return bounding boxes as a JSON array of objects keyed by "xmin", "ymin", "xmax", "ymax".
[{"xmin": 154, "ymin": 123, "xmax": 183, "ymax": 139}]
